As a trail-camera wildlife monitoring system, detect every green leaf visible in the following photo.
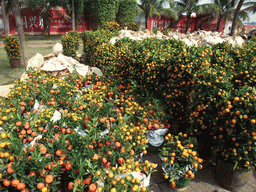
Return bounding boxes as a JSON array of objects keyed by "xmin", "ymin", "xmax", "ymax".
[{"xmin": 48, "ymin": 143, "xmax": 53, "ymax": 148}]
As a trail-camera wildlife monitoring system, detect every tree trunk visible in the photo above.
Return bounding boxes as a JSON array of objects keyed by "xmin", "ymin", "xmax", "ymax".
[
  {"xmin": 197, "ymin": 16, "xmax": 212, "ymax": 31},
  {"xmin": 185, "ymin": 12, "xmax": 191, "ymax": 34},
  {"xmin": 2, "ymin": 0, "xmax": 9, "ymax": 37},
  {"xmin": 216, "ymin": 14, "xmax": 223, "ymax": 32},
  {"xmin": 168, "ymin": 13, "xmax": 183, "ymax": 29},
  {"xmin": 145, "ymin": 13, "xmax": 148, "ymax": 29},
  {"xmin": 12, "ymin": 0, "xmax": 29, "ymax": 68},
  {"xmin": 72, "ymin": 0, "xmax": 75, "ymax": 31},
  {"xmin": 230, "ymin": 0, "xmax": 244, "ymax": 36}
]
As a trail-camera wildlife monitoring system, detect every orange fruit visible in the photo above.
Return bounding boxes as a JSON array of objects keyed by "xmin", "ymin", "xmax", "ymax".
[
  {"xmin": 16, "ymin": 121, "xmax": 22, "ymax": 127},
  {"xmin": 3, "ymin": 179, "xmax": 11, "ymax": 187},
  {"xmin": 88, "ymin": 183, "xmax": 97, "ymax": 192},
  {"xmin": 12, "ymin": 179, "xmax": 20, "ymax": 187},
  {"xmin": 45, "ymin": 175, "xmax": 53, "ymax": 184},
  {"xmin": 68, "ymin": 182, "xmax": 74, "ymax": 190},
  {"xmin": 83, "ymin": 178, "xmax": 91, "ymax": 185},
  {"xmin": 37, "ymin": 182, "xmax": 45, "ymax": 189},
  {"xmin": 17, "ymin": 182, "xmax": 26, "ymax": 190},
  {"xmin": 115, "ymin": 142, "xmax": 121, "ymax": 148},
  {"xmin": 102, "ymin": 157, "xmax": 107, "ymax": 164}
]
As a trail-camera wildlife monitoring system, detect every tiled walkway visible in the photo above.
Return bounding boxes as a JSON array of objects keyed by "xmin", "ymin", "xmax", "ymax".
[{"xmin": 143, "ymin": 153, "xmax": 256, "ymax": 192}]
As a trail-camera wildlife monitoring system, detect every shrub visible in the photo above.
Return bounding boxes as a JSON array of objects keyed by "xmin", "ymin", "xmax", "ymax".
[
  {"xmin": 61, "ymin": 34, "xmax": 78, "ymax": 57},
  {"xmin": 101, "ymin": 21, "xmax": 120, "ymax": 32},
  {"xmin": 3, "ymin": 36, "xmax": 21, "ymax": 60},
  {"xmin": 120, "ymin": 22, "xmax": 139, "ymax": 31},
  {"xmin": 163, "ymin": 28, "xmax": 173, "ymax": 35},
  {"xmin": 152, "ymin": 28, "xmax": 162, "ymax": 34},
  {"xmin": 116, "ymin": 0, "xmax": 137, "ymax": 25},
  {"xmin": 95, "ymin": 0, "xmax": 119, "ymax": 27},
  {"xmin": 81, "ymin": 29, "xmax": 118, "ymax": 69},
  {"xmin": 67, "ymin": 30, "xmax": 80, "ymax": 51},
  {"xmin": 0, "ymin": 68, "xmax": 158, "ymax": 191},
  {"xmin": 160, "ymin": 133, "xmax": 203, "ymax": 185}
]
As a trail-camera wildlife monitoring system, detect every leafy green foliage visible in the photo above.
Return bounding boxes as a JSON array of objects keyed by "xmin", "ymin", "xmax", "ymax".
[
  {"xmin": 61, "ymin": 33, "xmax": 78, "ymax": 57},
  {"xmin": 3, "ymin": 36, "xmax": 21, "ymax": 60},
  {"xmin": 67, "ymin": 30, "xmax": 80, "ymax": 50},
  {"xmin": 101, "ymin": 22, "xmax": 120, "ymax": 32},
  {"xmin": 116, "ymin": 0, "xmax": 137, "ymax": 25},
  {"xmin": 95, "ymin": 0, "xmax": 119, "ymax": 27},
  {"xmin": 120, "ymin": 22, "xmax": 139, "ymax": 31}
]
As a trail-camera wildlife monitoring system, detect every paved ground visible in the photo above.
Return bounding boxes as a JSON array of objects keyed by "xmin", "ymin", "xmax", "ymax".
[{"xmin": 143, "ymin": 153, "xmax": 256, "ymax": 192}]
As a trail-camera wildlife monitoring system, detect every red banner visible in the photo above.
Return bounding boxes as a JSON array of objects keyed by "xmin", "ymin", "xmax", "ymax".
[
  {"xmin": 8, "ymin": 8, "xmax": 226, "ymax": 35},
  {"xmin": 148, "ymin": 15, "xmax": 225, "ymax": 33},
  {"xmin": 148, "ymin": 15, "xmax": 174, "ymax": 31},
  {"xmin": 9, "ymin": 7, "xmax": 89, "ymax": 35}
]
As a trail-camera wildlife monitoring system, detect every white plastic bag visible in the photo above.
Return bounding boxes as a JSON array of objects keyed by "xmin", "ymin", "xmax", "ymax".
[
  {"xmin": 74, "ymin": 125, "xmax": 87, "ymax": 137},
  {"xmin": 50, "ymin": 110, "xmax": 62, "ymax": 123},
  {"xmin": 147, "ymin": 128, "xmax": 168, "ymax": 147}
]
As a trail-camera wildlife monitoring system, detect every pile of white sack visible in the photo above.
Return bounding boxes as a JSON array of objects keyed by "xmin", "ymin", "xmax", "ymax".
[
  {"xmin": 21, "ymin": 43, "xmax": 102, "ymax": 81},
  {"xmin": 110, "ymin": 29, "xmax": 245, "ymax": 47}
]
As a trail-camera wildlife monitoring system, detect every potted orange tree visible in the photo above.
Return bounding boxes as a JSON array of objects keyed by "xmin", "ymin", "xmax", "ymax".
[
  {"xmin": 160, "ymin": 132, "xmax": 203, "ymax": 191},
  {"xmin": 3, "ymin": 36, "xmax": 21, "ymax": 68}
]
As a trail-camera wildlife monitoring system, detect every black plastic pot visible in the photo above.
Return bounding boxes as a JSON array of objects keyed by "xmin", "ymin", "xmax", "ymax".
[
  {"xmin": 216, "ymin": 160, "xmax": 253, "ymax": 192},
  {"xmin": 9, "ymin": 59, "xmax": 21, "ymax": 68}
]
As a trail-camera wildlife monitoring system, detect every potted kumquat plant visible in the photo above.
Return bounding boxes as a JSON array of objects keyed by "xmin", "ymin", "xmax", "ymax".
[
  {"xmin": 3, "ymin": 36, "xmax": 21, "ymax": 68},
  {"xmin": 160, "ymin": 133, "xmax": 203, "ymax": 191}
]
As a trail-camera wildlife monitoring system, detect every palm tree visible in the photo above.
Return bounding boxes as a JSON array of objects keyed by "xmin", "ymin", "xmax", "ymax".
[
  {"xmin": 243, "ymin": 1, "xmax": 256, "ymax": 13},
  {"xmin": 175, "ymin": 0, "xmax": 203, "ymax": 33},
  {"xmin": 137, "ymin": 0, "xmax": 163, "ymax": 29},
  {"xmin": 161, "ymin": 0, "xmax": 178, "ymax": 20},
  {"xmin": 195, "ymin": 3, "xmax": 218, "ymax": 31},
  {"xmin": 161, "ymin": 0, "xmax": 180, "ymax": 29},
  {"xmin": 229, "ymin": 0, "xmax": 255, "ymax": 36},
  {"xmin": 211, "ymin": 0, "xmax": 236, "ymax": 31},
  {"xmin": 230, "ymin": 0, "xmax": 244, "ymax": 36}
]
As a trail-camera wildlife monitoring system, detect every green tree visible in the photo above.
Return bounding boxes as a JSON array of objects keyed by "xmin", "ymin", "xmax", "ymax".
[
  {"xmin": 175, "ymin": 0, "xmax": 204, "ymax": 33},
  {"xmin": 96, "ymin": 0, "xmax": 119, "ymax": 27},
  {"xmin": 25, "ymin": 0, "xmax": 84, "ymax": 32},
  {"xmin": 243, "ymin": 1, "xmax": 256, "ymax": 13},
  {"xmin": 137, "ymin": 0, "xmax": 164, "ymax": 29},
  {"xmin": 162, "ymin": 0, "xmax": 179, "ymax": 20},
  {"xmin": 25, "ymin": 0, "xmax": 65, "ymax": 35},
  {"xmin": 195, "ymin": 5, "xmax": 217, "ymax": 31},
  {"xmin": 116, "ymin": 0, "xmax": 137, "ymax": 25},
  {"xmin": 230, "ymin": 0, "xmax": 244, "ymax": 36},
  {"xmin": 84, "ymin": 0, "xmax": 119, "ymax": 29},
  {"xmin": 207, "ymin": 0, "xmax": 236, "ymax": 32},
  {"xmin": 161, "ymin": 0, "xmax": 182, "ymax": 30},
  {"xmin": 63, "ymin": 0, "xmax": 84, "ymax": 30},
  {"xmin": 228, "ymin": 0, "xmax": 256, "ymax": 36}
]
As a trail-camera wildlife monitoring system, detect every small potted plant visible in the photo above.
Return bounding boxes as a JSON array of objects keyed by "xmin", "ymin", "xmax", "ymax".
[
  {"xmin": 160, "ymin": 132, "xmax": 203, "ymax": 191},
  {"xmin": 141, "ymin": 100, "xmax": 170, "ymax": 154},
  {"xmin": 3, "ymin": 36, "xmax": 21, "ymax": 68}
]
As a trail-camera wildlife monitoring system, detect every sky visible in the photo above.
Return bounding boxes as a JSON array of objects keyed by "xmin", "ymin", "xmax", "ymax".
[{"xmin": 138, "ymin": 0, "xmax": 256, "ymax": 23}]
